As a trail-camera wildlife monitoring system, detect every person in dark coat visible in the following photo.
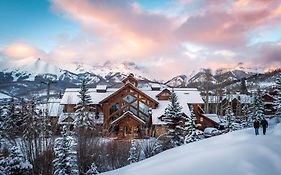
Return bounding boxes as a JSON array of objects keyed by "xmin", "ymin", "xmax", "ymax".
[
  {"xmin": 253, "ymin": 119, "xmax": 260, "ymax": 135},
  {"xmin": 260, "ymin": 118, "xmax": 268, "ymax": 135}
]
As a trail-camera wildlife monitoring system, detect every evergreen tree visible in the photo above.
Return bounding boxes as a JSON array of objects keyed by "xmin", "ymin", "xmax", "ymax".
[
  {"xmin": 0, "ymin": 154, "xmax": 7, "ymax": 175},
  {"xmin": 240, "ymin": 78, "xmax": 248, "ymax": 94},
  {"xmin": 185, "ymin": 106, "xmax": 201, "ymax": 143},
  {"xmin": 163, "ymin": 91, "xmax": 185, "ymax": 147},
  {"xmin": 5, "ymin": 146, "xmax": 32, "ymax": 175},
  {"xmin": 86, "ymin": 163, "xmax": 99, "ymax": 175},
  {"xmin": 274, "ymin": 75, "xmax": 281, "ymax": 123},
  {"xmin": 241, "ymin": 104, "xmax": 253, "ymax": 127},
  {"xmin": 225, "ymin": 101, "xmax": 237, "ymax": 131},
  {"xmin": 253, "ymin": 89, "xmax": 264, "ymax": 120},
  {"xmin": 53, "ymin": 126, "xmax": 79, "ymax": 175},
  {"xmin": 2, "ymin": 98, "xmax": 20, "ymax": 141},
  {"xmin": 75, "ymin": 80, "xmax": 94, "ymax": 130},
  {"xmin": 128, "ymin": 139, "xmax": 139, "ymax": 164}
]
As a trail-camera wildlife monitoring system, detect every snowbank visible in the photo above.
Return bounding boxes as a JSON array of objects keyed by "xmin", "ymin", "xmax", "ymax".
[{"xmin": 101, "ymin": 124, "xmax": 281, "ymax": 175}]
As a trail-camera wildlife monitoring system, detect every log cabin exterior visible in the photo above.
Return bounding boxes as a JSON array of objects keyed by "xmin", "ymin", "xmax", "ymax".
[{"xmin": 59, "ymin": 74, "xmax": 205, "ymax": 139}]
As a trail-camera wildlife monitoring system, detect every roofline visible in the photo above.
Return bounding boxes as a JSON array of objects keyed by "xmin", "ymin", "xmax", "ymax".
[
  {"xmin": 99, "ymin": 83, "xmax": 159, "ymax": 105},
  {"xmin": 111, "ymin": 111, "xmax": 145, "ymax": 125}
]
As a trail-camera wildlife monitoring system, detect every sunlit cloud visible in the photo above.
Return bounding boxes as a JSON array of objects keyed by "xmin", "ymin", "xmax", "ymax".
[
  {"xmin": 2, "ymin": 43, "xmax": 46, "ymax": 59},
  {"xmin": 2, "ymin": 0, "xmax": 281, "ymax": 79}
]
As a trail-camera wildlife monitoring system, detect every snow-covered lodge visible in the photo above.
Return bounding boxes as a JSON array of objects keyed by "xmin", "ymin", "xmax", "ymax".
[{"xmin": 59, "ymin": 74, "xmax": 205, "ymax": 139}]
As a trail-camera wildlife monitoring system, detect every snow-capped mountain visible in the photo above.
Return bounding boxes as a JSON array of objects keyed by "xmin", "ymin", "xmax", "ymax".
[
  {"xmin": 0, "ymin": 57, "xmax": 65, "ymax": 81},
  {"xmin": 0, "ymin": 57, "xmax": 280, "ymax": 99},
  {"xmin": 165, "ymin": 75, "xmax": 189, "ymax": 87},
  {"xmin": 0, "ymin": 57, "xmax": 155, "ymax": 98}
]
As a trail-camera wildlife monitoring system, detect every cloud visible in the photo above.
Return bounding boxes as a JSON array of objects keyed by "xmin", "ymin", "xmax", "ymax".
[
  {"xmin": 1, "ymin": 43, "xmax": 46, "ymax": 59},
  {"xmin": 2, "ymin": 0, "xmax": 280, "ymax": 80}
]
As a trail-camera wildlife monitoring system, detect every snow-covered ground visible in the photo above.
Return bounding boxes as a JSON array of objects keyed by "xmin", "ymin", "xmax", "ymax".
[{"xmin": 101, "ymin": 123, "xmax": 281, "ymax": 175}]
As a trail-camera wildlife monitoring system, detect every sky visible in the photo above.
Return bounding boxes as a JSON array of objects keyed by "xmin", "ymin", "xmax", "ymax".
[{"xmin": 0, "ymin": 0, "xmax": 281, "ymax": 80}]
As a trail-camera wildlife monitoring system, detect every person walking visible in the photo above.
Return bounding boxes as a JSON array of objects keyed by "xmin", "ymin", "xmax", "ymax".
[
  {"xmin": 260, "ymin": 118, "xmax": 268, "ymax": 135},
  {"xmin": 253, "ymin": 119, "xmax": 260, "ymax": 135}
]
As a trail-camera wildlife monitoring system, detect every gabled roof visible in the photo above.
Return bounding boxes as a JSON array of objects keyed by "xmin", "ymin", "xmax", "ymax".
[
  {"xmin": 156, "ymin": 89, "xmax": 171, "ymax": 97},
  {"xmin": 99, "ymin": 83, "xmax": 159, "ymax": 105},
  {"xmin": 122, "ymin": 74, "xmax": 138, "ymax": 86},
  {"xmin": 200, "ymin": 114, "xmax": 221, "ymax": 126},
  {"xmin": 111, "ymin": 111, "xmax": 145, "ymax": 125}
]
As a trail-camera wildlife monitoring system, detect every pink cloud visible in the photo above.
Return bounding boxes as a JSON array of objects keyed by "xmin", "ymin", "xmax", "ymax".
[
  {"xmin": 2, "ymin": 0, "xmax": 279, "ymax": 80},
  {"xmin": 1, "ymin": 43, "xmax": 46, "ymax": 59}
]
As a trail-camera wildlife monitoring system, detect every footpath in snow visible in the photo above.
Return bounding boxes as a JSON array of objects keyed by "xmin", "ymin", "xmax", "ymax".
[{"xmin": 101, "ymin": 123, "xmax": 281, "ymax": 175}]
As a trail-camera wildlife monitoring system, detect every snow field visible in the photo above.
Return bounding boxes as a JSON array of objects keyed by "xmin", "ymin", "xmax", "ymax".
[{"xmin": 101, "ymin": 123, "xmax": 281, "ymax": 175}]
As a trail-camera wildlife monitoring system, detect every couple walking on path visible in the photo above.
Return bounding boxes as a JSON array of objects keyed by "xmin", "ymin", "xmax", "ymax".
[{"xmin": 253, "ymin": 118, "xmax": 268, "ymax": 135}]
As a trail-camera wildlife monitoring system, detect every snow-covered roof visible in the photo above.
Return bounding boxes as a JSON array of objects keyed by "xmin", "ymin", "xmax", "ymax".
[
  {"xmin": 96, "ymin": 85, "xmax": 107, "ymax": 91},
  {"xmin": 48, "ymin": 100, "xmax": 63, "ymax": 117},
  {"xmin": 111, "ymin": 111, "xmax": 145, "ymax": 125},
  {"xmin": 0, "ymin": 92, "xmax": 12, "ymax": 99},
  {"xmin": 60, "ymin": 87, "xmax": 204, "ymax": 125},
  {"xmin": 61, "ymin": 88, "xmax": 118, "ymax": 104},
  {"xmin": 203, "ymin": 114, "xmax": 225, "ymax": 125}
]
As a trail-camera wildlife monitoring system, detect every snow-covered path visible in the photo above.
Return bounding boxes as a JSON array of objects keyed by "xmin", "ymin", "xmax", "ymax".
[{"xmin": 101, "ymin": 123, "xmax": 281, "ymax": 175}]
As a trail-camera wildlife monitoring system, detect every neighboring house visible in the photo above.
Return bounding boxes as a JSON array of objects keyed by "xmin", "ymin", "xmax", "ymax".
[
  {"xmin": 60, "ymin": 74, "xmax": 204, "ymax": 139},
  {"xmin": 208, "ymin": 94, "xmax": 254, "ymax": 116},
  {"xmin": 262, "ymin": 93, "xmax": 275, "ymax": 115}
]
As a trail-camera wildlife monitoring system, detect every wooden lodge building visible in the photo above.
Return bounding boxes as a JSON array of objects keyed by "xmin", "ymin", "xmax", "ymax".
[{"xmin": 59, "ymin": 74, "xmax": 206, "ymax": 139}]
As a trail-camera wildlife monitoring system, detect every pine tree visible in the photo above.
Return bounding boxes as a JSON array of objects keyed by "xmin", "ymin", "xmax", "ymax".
[
  {"xmin": 128, "ymin": 139, "xmax": 139, "ymax": 164},
  {"xmin": 53, "ymin": 126, "xmax": 79, "ymax": 175},
  {"xmin": 225, "ymin": 101, "xmax": 237, "ymax": 131},
  {"xmin": 253, "ymin": 89, "xmax": 264, "ymax": 120},
  {"xmin": 5, "ymin": 146, "xmax": 32, "ymax": 175},
  {"xmin": 185, "ymin": 106, "xmax": 201, "ymax": 143},
  {"xmin": 75, "ymin": 80, "xmax": 94, "ymax": 130},
  {"xmin": 2, "ymin": 98, "xmax": 20, "ymax": 141},
  {"xmin": 163, "ymin": 91, "xmax": 185, "ymax": 147},
  {"xmin": 274, "ymin": 75, "xmax": 281, "ymax": 123},
  {"xmin": 241, "ymin": 104, "xmax": 253, "ymax": 127},
  {"xmin": 240, "ymin": 78, "xmax": 248, "ymax": 94},
  {"xmin": 0, "ymin": 154, "xmax": 7, "ymax": 175},
  {"xmin": 86, "ymin": 163, "xmax": 99, "ymax": 175}
]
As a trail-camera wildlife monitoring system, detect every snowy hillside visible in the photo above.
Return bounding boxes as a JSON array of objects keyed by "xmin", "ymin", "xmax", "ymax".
[
  {"xmin": 101, "ymin": 123, "xmax": 281, "ymax": 175},
  {"xmin": 165, "ymin": 75, "xmax": 188, "ymax": 87}
]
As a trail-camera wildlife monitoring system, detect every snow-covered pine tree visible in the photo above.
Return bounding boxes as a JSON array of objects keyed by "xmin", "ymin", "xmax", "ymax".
[
  {"xmin": 53, "ymin": 126, "xmax": 79, "ymax": 175},
  {"xmin": 163, "ymin": 91, "xmax": 185, "ymax": 147},
  {"xmin": 5, "ymin": 146, "xmax": 32, "ymax": 175},
  {"xmin": 2, "ymin": 98, "xmax": 20, "ymax": 141},
  {"xmin": 128, "ymin": 139, "xmax": 139, "ymax": 164},
  {"xmin": 0, "ymin": 154, "xmax": 7, "ymax": 175},
  {"xmin": 86, "ymin": 163, "xmax": 99, "ymax": 175},
  {"xmin": 241, "ymin": 104, "xmax": 253, "ymax": 127},
  {"xmin": 185, "ymin": 106, "xmax": 201, "ymax": 143},
  {"xmin": 225, "ymin": 101, "xmax": 237, "ymax": 131},
  {"xmin": 253, "ymin": 89, "xmax": 264, "ymax": 120},
  {"xmin": 75, "ymin": 79, "xmax": 94, "ymax": 130},
  {"xmin": 274, "ymin": 74, "xmax": 281, "ymax": 123}
]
